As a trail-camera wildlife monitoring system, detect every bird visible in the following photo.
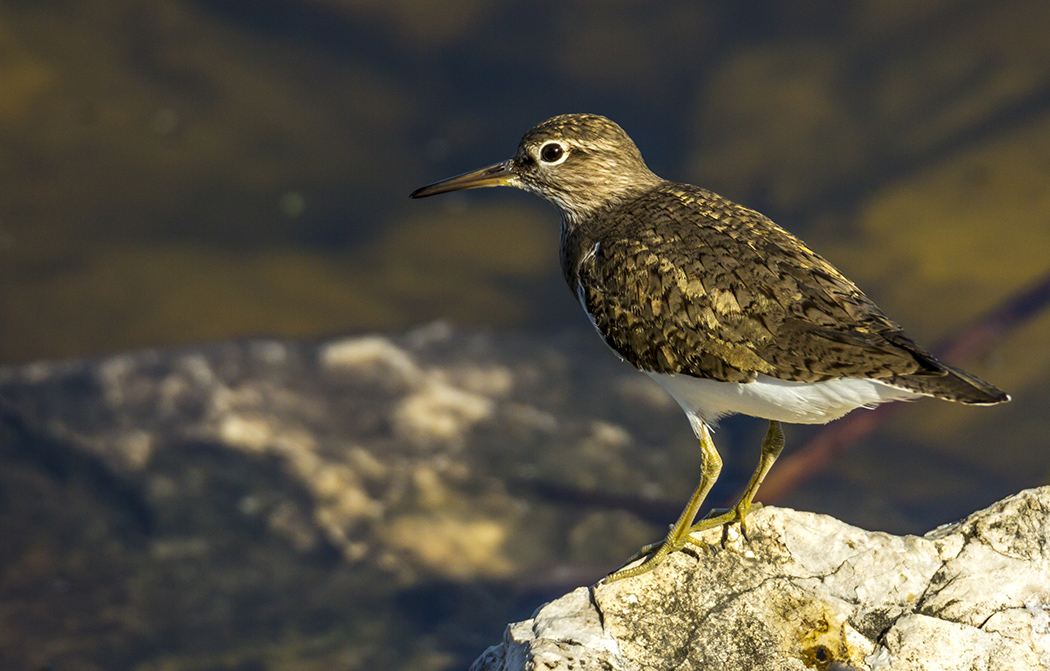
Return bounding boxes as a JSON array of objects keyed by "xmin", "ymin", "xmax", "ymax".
[{"xmin": 410, "ymin": 113, "xmax": 1009, "ymax": 582}]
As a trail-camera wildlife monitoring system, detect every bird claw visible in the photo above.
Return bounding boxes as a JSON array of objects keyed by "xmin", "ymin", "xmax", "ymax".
[
  {"xmin": 689, "ymin": 500, "xmax": 763, "ymax": 545},
  {"xmin": 602, "ymin": 541, "xmax": 671, "ymax": 583}
]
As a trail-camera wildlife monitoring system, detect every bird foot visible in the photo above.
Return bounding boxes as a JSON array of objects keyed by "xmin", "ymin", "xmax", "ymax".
[
  {"xmin": 602, "ymin": 534, "xmax": 702, "ymax": 584},
  {"xmin": 602, "ymin": 501, "xmax": 764, "ymax": 584},
  {"xmin": 683, "ymin": 500, "xmax": 762, "ymax": 546}
]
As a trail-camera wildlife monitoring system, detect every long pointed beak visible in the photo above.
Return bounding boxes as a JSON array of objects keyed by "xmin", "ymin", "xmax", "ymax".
[{"xmin": 410, "ymin": 159, "xmax": 517, "ymax": 198}]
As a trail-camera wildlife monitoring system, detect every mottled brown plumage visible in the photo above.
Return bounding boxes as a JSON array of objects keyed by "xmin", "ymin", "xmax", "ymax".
[
  {"xmin": 411, "ymin": 113, "xmax": 1008, "ymax": 582},
  {"xmin": 562, "ymin": 180, "xmax": 1004, "ymax": 403}
]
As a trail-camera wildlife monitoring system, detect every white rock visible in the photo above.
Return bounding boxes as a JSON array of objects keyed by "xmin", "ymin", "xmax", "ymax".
[{"xmin": 471, "ymin": 487, "xmax": 1050, "ymax": 671}]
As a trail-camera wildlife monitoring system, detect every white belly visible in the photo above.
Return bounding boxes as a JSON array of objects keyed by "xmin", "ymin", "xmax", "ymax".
[{"xmin": 649, "ymin": 371, "xmax": 921, "ymax": 426}]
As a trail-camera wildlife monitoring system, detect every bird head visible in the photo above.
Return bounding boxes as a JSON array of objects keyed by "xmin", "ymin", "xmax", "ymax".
[{"xmin": 411, "ymin": 114, "xmax": 661, "ymax": 224}]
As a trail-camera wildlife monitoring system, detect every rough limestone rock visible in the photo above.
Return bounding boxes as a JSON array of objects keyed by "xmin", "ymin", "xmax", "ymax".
[{"xmin": 471, "ymin": 487, "xmax": 1050, "ymax": 671}]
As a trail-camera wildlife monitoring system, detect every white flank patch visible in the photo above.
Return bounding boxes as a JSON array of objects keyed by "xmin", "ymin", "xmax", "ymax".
[{"xmin": 649, "ymin": 371, "xmax": 922, "ymax": 425}]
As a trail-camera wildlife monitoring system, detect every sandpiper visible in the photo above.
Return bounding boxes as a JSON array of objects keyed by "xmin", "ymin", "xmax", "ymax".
[{"xmin": 411, "ymin": 113, "xmax": 1009, "ymax": 582}]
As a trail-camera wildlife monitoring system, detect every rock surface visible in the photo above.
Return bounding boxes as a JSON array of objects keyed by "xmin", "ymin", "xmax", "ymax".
[
  {"xmin": 0, "ymin": 326, "xmax": 1036, "ymax": 670},
  {"xmin": 472, "ymin": 488, "xmax": 1050, "ymax": 671}
]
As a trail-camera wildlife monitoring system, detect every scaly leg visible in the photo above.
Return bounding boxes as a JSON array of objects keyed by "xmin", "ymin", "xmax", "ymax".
[
  {"xmin": 682, "ymin": 420, "xmax": 785, "ymax": 545},
  {"xmin": 604, "ymin": 418, "xmax": 722, "ymax": 583}
]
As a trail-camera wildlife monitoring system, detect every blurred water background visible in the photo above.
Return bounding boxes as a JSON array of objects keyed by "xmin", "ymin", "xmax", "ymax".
[{"xmin": 0, "ymin": 1, "xmax": 1048, "ymax": 669}]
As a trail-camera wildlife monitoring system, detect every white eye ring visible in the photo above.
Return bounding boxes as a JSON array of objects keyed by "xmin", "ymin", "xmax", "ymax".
[{"xmin": 538, "ymin": 142, "xmax": 568, "ymax": 165}]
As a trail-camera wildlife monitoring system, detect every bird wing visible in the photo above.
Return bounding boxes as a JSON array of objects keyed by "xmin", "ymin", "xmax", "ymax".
[{"xmin": 575, "ymin": 184, "xmax": 939, "ymax": 384}]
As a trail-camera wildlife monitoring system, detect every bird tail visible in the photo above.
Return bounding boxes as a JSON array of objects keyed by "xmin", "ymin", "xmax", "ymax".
[{"xmin": 891, "ymin": 360, "xmax": 1009, "ymax": 405}]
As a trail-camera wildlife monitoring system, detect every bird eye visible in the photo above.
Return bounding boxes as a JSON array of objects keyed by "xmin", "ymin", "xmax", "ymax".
[{"xmin": 540, "ymin": 143, "xmax": 565, "ymax": 163}]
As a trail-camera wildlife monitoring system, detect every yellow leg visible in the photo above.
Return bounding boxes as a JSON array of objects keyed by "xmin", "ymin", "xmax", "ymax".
[
  {"xmin": 604, "ymin": 419, "xmax": 722, "ymax": 583},
  {"xmin": 682, "ymin": 420, "xmax": 785, "ymax": 545}
]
